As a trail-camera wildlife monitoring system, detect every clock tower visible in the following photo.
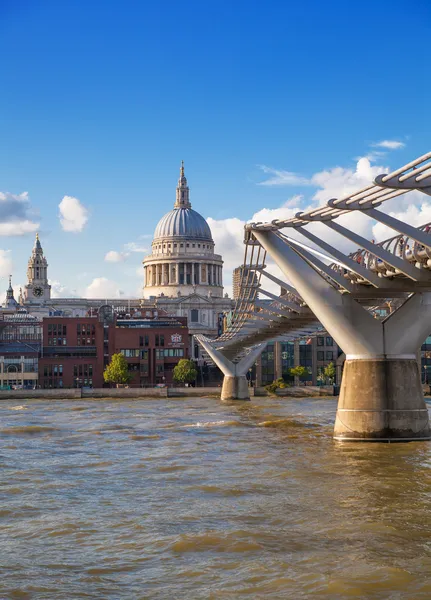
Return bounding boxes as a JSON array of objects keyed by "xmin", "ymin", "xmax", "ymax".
[{"xmin": 23, "ymin": 233, "xmax": 51, "ymax": 304}]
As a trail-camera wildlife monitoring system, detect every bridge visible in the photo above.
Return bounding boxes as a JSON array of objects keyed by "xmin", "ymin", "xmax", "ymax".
[{"xmin": 196, "ymin": 151, "xmax": 431, "ymax": 442}]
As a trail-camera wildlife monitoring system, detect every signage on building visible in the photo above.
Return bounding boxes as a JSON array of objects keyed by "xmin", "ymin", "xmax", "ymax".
[{"xmin": 170, "ymin": 333, "xmax": 183, "ymax": 344}]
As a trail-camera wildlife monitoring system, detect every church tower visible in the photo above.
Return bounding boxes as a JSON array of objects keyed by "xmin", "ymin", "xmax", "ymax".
[
  {"xmin": 23, "ymin": 233, "xmax": 51, "ymax": 304},
  {"xmin": 2, "ymin": 275, "xmax": 18, "ymax": 310}
]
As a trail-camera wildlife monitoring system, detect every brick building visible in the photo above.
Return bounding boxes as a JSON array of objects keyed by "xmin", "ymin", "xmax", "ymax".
[
  {"xmin": 38, "ymin": 310, "xmax": 189, "ymax": 388},
  {"xmin": 39, "ymin": 317, "xmax": 104, "ymax": 388}
]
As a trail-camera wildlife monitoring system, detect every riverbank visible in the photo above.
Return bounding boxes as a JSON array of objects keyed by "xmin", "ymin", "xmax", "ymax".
[{"xmin": 0, "ymin": 385, "xmax": 335, "ymax": 400}]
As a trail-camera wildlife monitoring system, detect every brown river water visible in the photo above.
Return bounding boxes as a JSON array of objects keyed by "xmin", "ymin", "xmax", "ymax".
[{"xmin": 1, "ymin": 397, "xmax": 431, "ymax": 599}]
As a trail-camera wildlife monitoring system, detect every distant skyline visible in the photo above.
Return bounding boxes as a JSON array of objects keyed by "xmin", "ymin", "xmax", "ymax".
[{"xmin": 0, "ymin": 0, "xmax": 429, "ymax": 298}]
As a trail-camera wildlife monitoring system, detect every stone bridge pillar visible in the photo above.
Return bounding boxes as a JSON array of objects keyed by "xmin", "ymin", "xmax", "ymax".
[{"xmin": 254, "ymin": 229, "xmax": 431, "ymax": 442}]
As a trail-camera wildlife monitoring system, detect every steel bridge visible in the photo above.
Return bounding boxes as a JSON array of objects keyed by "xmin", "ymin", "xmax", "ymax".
[{"xmin": 196, "ymin": 151, "xmax": 431, "ymax": 442}]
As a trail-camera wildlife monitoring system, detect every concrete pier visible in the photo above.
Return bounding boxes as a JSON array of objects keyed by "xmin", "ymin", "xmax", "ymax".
[
  {"xmin": 334, "ymin": 358, "xmax": 431, "ymax": 441},
  {"xmin": 221, "ymin": 375, "xmax": 250, "ymax": 402}
]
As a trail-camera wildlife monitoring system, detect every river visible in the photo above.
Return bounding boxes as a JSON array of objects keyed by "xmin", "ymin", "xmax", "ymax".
[{"xmin": 1, "ymin": 397, "xmax": 431, "ymax": 599}]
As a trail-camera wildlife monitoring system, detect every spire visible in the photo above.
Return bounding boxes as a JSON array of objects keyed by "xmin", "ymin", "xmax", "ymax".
[
  {"xmin": 174, "ymin": 161, "xmax": 191, "ymax": 209},
  {"xmin": 34, "ymin": 232, "xmax": 42, "ymax": 252},
  {"xmin": 3, "ymin": 274, "xmax": 17, "ymax": 309}
]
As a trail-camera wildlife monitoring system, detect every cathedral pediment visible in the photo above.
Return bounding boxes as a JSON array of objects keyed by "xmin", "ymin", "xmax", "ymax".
[{"xmin": 175, "ymin": 292, "xmax": 211, "ymax": 304}]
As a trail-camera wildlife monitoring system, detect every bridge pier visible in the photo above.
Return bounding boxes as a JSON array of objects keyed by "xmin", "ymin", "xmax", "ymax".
[
  {"xmin": 221, "ymin": 375, "xmax": 250, "ymax": 402},
  {"xmin": 196, "ymin": 338, "xmax": 266, "ymax": 402},
  {"xmin": 253, "ymin": 229, "xmax": 431, "ymax": 442},
  {"xmin": 335, "ymin": 357, "xmax": 429, "ymax": 441}
]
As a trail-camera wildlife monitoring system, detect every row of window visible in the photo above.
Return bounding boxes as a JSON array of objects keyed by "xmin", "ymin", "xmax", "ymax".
[
  {"xmin": 317, "ymin": 337, "xmax": 334, "ymax": 347},
  {"xmin": 77, "ymin": 337, "xmax": 96, "ymax": 346},
  {"xmin": 155, "ymin": 243, "xmax": 211, "ymax": 250},
  {"xmin": 73, "ymin": 378, "xmax": 93, "ymax": 388},
  {"xmin": 73, "ymin": 364, "xmax": 94, "ymax": 377},
  {"xmin": 43, "ymin": 364, "xmax": 63, "ymax": 377},
  {"xmin": 47, "ymin": 324, "xmax": 67, "ymax": 336},
  {"xmin": 317, "ymin": 351, "xmax": 334, "ymax": 361},
  {"xmin": 77, "ymin": 324, "xmax": 96, "ymax": 335},
  {"xmin": 48, "ymin": 337, "xmax": 67, "ymax": 346},
  {"xmin": 155, "ymin": 348, "xmax": 184, "ymax": 359},
  {"xmin": 42, "ymin": 379, "xmax": 64, "ymax": 389}
]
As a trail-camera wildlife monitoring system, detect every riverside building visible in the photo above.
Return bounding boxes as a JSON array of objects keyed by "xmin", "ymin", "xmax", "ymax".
[{"xmin": 37, "ymin": 309, "xmax": 189, "ymax": 389}]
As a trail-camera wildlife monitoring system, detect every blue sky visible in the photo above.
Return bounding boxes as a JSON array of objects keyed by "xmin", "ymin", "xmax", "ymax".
[{"xmin": 0, "ymin": 0, "xmax": 429, "ymax": 297}]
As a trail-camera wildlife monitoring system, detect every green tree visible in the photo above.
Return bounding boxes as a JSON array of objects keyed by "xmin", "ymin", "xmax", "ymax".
[
  {"xmin": 103, "ymin": 353, "xmax": 132, "ymax": 386},
  {"xmin": 323, "ymin": 362, "xmax": 336, "ymax": 384},
  {"xmin": 173, "ymin": 359, "xmax": 197, "ymax": 385},
  {"xmin": 290, "ymin": 366, "xmax": 308, "ymax": 379}
]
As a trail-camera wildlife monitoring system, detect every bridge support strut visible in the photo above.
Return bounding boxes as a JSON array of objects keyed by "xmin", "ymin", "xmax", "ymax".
[
  {"xmin": 197, "ymin": 338, "xmax": 266, "ymax": 402},
  {"xmin": 254, "ymin": 230, "xmax": 431, "ymax": 442}
]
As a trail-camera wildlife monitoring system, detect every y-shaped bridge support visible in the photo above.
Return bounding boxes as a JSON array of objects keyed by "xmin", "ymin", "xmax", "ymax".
[
  {"xmin": 254, "ymin": 230, "xmax": 431, "ymax": 442},
  {"xmin": 198, "ymin": 338, "xmax": 266, "ymax": 402}
]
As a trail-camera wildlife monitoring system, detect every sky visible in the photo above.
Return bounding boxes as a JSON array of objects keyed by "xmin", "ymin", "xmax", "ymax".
[{"xmin": 0, "ymin": 0, "xmax": 429, "ymax": 298}]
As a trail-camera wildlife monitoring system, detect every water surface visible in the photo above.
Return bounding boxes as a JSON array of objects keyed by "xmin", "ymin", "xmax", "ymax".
[{"xmin": 1, "ymin": 397, "xmax": 431, "ymax": 599}]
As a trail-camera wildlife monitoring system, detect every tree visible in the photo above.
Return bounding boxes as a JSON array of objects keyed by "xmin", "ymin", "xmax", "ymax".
[
  {"xmin": 103, "ymin": 353, "xmax": 132, "ymax": 386},
  {"xmin": 323, "ymin": 362, "xmax": 336, "ymax": 384},
  {"xmin": 290, "ymin": 366, "xmax": 308, "ymax": 379},
  {"xmin": 173, "ymin": 359, "xmax": 197, "ymax": 385}
]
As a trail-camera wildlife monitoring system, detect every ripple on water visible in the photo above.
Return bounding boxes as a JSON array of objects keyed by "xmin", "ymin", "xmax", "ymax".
[
  {"xmin": 171, "ymin": 531, "xmax": 262, "ymax": 553},
  {"xmin": 1, "ymin": 425, "xmax": 59, "ymax": 435}
]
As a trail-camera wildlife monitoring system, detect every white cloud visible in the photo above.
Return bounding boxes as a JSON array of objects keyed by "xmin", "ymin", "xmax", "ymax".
[
  {"xmin": 257, "ymin": 165, "xmax": 311, "ymax": 187},
  {"xmin": 59, "ymin": 196, "xmax": 89, "ymax": 232},
  {"xmin": 0, "ymin": 192, "xmax": 39, "ymax": 236},
  {"xmin": 0, "ymin": 220, "xmax": 39, "ymax": 236},
  {"xmin": 0, "ymin": 249, "xmax": 13, "ymax": 278},
  {"xmin": 49, "ymin": 280, "xmax": 79, "ymax": 298},
  {"xmin": 373, "ymin": 140, "xmax": 405, "ymax": 150},
  {"xmin": 85, "ymin": 277, "xmax": 124, "ymax": 299},
  {"xmin": 105, "ymin": 250, "xmax": 129, "ymax": 263},
  {"xmin": 124, "ymin": 242, "xmax": 149, "ymax": 253}
]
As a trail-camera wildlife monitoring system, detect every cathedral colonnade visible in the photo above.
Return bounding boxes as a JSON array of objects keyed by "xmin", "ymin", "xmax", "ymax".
[{"xmin": 144, "ymin": 263, "xmax": 222, "ymax": 287}]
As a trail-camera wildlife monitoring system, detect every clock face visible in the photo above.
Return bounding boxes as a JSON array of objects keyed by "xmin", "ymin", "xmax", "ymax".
[{"xmin": 33, "ymin": 286, "xmax": 44, "ymax": 298}]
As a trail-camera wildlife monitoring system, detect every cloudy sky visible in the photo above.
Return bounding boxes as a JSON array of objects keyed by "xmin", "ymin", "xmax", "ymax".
[{"xmin": 0, "ymin": 0, "xmax": 429, "ymax": 299}]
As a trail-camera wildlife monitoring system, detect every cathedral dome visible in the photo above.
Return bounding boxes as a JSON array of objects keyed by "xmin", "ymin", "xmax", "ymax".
[{"xmin": 153, "ymin": 207, "xmax": 213, "ymax": 242}]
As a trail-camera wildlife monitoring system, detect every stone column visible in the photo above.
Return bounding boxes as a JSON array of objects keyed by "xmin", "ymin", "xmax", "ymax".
[
  {"xmin": 176, "ymin": 263, "xmax": 180, "ymax": 284},
  {"xmin": 191, "ymin": 263, "xmax": 195, "ymax": 286}
]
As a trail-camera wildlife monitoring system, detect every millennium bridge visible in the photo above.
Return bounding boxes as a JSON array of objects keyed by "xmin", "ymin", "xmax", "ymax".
[{"xmin": 196, "ymin": 152, "xmax": 431, "ymax": 442}]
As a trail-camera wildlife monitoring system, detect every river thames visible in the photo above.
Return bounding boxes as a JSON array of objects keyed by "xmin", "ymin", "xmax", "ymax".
[{"xmin": 1, "ymin": 397, "xmax": 431, "ymax": 599}]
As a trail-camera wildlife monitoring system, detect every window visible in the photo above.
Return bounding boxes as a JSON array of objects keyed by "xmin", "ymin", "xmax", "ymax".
[
  {"xmin": 140, "ymin": 350, "xmax": 149, "ymax": 360},
  {"xmin": 317, "ymin": 337, "xmax": 324, "ymax": 346},
  {"xmin": 120, "ymin": 349, "xmax": 140, "ymax": 358},
  {"xmin": 326, "ymin": 351, "xmax": 333, "ymax": 361},
  {"xmin": 190, "ymin": 309, "xmax": 199, "ymax": 322},
  {"xmin": 326, "ymin": 337, "xmax": 334, "ymax": 346},
  {"xmin": 317, "ymin": 351, "xmax": 324, "ymax": 361},
  {"xmin": 160, "ymin": 335, "xmax": 164, "ymax": 347}
]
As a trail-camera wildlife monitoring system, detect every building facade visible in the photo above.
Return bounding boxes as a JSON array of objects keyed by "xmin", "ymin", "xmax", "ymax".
[{"xmin": 38, "ymin": 311, "xmax": 189, "ymax": 389}]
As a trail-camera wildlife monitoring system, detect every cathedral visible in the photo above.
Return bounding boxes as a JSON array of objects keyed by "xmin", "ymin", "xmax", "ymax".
[{"xmin": 3, "ymin": 163, "xmax": 233, "ymax": 356}]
